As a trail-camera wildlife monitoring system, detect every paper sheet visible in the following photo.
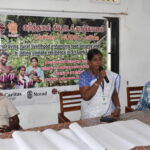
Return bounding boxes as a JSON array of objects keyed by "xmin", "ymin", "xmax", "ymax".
[
  {"xmin": 12, "ymin": 131, "xmax": 57, "ymax": 150},
  {"xmin": 102, "ymin": 119, "xmax": 150, "ymax": 147},
  {"xmin": 84, "ymin": 119, "xmax": 150, "ymax": 150},
  {"xmin": 43, "ymin": 129, "xmax": 82, "ymax": 150},
  {"xmin": 69, "ymin": 123, "xmax": 106, "ymax": 150},
  {"xmin": 1, "ymin": 119, "xmax": 150, "ymax": 150},
  {"xmin": 0, "ymin": 139, "xmax": 19, "ymax": 150},
  {"xmin": 59, "ymin": 129, "xmax": 91, "ymax": 150}
]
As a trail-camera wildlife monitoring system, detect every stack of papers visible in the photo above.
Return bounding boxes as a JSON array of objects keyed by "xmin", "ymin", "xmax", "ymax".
[{"xmin": 0, "ymin": 119, "xmax": 150, "ymax": 150}]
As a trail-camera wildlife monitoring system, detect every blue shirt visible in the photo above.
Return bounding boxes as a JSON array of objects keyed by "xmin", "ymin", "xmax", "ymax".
[
  {"xmin": 136, "ymin": 81, "xmax": 150, "ymax": 111},
  {"xmin": 79, "ymin": 70, "xmax": 96, "ymax": 88},
  {"xmin": 79, "ymin": 70, "xmax": 120, "ymax": 92}
]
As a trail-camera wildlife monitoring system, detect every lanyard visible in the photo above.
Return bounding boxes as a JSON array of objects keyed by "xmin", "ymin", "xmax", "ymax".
[
  {"xmin": 101, "ymin": 81, "xmax": 104, "ymax": 94},
  {"xmin": 95, "ymin": 74, "xmax": 105, "ymax": 96},
  {"xmin": 101, "ymin": 81, "xmax": 107, "ymax": 102}
]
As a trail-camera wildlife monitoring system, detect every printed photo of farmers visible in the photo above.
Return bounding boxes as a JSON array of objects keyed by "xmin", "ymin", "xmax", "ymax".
[{"xmin": 0, "ymin": 15, "xmax": 106, "ymax": 90}]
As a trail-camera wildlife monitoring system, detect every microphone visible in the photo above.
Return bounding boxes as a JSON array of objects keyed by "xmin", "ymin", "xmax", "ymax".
[{"xmin": 99, "ymin": 66, "xmax": 109, "ymax": 83}]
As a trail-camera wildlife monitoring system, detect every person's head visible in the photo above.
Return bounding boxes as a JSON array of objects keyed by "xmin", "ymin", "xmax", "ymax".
[
  {"xmin": 0, "ymin": 52, "xmax": 9, "ymax": 65},
  {"xmin": 30, "ymin": 57, "xmax": 38, "ymax": 67},
  {"xmin": 17, "ymin": 66, "xmax": 26, "ymax": 76},
  {"xmin": 87, "ymin": 49, "xmax": 103, "ymax": 71}
]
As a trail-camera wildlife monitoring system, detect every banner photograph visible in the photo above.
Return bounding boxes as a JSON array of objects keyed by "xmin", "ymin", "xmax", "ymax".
[{"xmin": 0, "ymin": 15, "xmax": 107, "ymax": 104}]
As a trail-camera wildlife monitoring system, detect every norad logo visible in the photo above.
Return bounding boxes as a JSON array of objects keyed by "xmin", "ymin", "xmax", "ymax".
[
  {"xmin": 27, "ymin": 90, "xmax": 47, "ymax": 99},
  {"xmin": 34, "ymin": 91, "xmax": 47, "ymax": 96},
  {"xmin": 27, "ymin": 90, "xmax": 33, "ymax": 99}
]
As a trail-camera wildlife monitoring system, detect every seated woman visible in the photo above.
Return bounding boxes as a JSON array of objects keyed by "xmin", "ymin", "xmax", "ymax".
[
  {"xmin": 0, "ymin": 94, "xmax": 20, "ymax": 132},
  {"xmin": 79, "ymin": 49, "xmax": 121, "ymax": 120},
  {"xmin": 16, "ymin": 66, "xmax": 34, "ymax": 89}
]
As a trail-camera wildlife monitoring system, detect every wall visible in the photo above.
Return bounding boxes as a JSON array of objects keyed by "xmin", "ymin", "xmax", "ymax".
[
  {"xmin": 0, "ymin": 0, "xmax": 150, "ymax": 128},
  {"xmin": 119, "ymin": 0, "xmax": 150, "ymax": 112}
]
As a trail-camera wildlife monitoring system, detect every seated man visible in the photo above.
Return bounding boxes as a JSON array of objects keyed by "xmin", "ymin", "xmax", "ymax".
[
  {"xmin": 135, "ymin": 81, "xmax": 150, "ymax": 111},
  {"xmin": 0, "ymin": 94, "xmax": 20, "ymax": 132}
]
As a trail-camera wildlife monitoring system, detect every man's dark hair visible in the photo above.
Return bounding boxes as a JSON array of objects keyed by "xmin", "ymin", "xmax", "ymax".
[
  {"xmin": 17, "ymin": 66, "xmax": 26, "ymax": 71},
  {"xmin": 30, "ymin": 57, "xmax": 38, "ymax": 62},
  {"xmin": 87, "ymin": 49, "xmax": 103, "ymax": 61},
  {"xmin": 0, "ymin": 52, "xmax": 9, "ymax": 57}
]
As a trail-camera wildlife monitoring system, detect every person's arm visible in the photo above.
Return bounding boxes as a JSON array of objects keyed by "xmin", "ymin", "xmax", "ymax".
[
  {"xmin": 9, "ymin": 115, "xmax": 20, "ymax": 130},
  {"xmin": 26, "ymin": 67, "xmax": 35, "ymax": 76},
  {"xmin": 111, "ymin": 88, "xmax": 121, "ymax": 118},
  {"xmin": 32, "ymin": 76, "xmax": 41, "ymax": 83},
  {"xmin": 37, "ymin": 68, "xmax": 44, "ymax": 83},
  {"xmin": 31, "ymin": 68, "xmax": 44, "ymax": 83},
  {"xmin": 80, "ymin": 70, "xmax": 106, "ymax": 101},
  {"xmin": 27, "ymin": 70, "xmax": 36, "ymax": 76},
  {"xmin": 5, "ymin": 97, "xmax": 20, "ymax": 131}
]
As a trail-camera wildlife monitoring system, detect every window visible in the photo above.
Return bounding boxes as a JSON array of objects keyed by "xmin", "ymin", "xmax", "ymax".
[{"xmin": 107, "ymin": 17, "xmax": 119, "ymax": 73}]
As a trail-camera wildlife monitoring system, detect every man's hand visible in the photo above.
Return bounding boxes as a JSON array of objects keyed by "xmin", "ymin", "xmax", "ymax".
[
  {"xmin": 98, "ymin": 70, "xmax": 106, "ymax": 81},
  {"xmin": 0, "ymin": 125, "xmax": 10, "ymax": 133},
  {"xmin": 0, "ymin": 128, "xmax": 5, "ymax": 133},
  {"xmin": 2, "ymin": 125, "xmax": 10, "ymax": 132}
]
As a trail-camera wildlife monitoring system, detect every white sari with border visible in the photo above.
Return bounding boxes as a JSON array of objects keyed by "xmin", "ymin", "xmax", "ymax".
[{"xmin": 81, "ymin": 71, "xmax": 120, "ymax": 120}]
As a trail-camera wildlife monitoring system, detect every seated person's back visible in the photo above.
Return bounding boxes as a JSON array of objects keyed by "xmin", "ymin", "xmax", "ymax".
[{"xmin": 136, "ymin": 81, "xmax": 150, "ymax": 111}]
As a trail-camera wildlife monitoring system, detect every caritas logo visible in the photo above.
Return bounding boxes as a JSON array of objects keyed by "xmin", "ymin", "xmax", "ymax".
[{"xmin": 0, "ymin": 23, "xmax": 5, "ymax": 33}]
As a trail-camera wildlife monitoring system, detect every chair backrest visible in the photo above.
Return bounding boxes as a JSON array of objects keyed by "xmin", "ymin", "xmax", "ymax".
[
  {"xmin": 126, "ymin": 86, "xmax": 143, "ymax": 108},
  {"xmin": 59, "ymin": 90, "xmax": 82, "ymax": 114}
]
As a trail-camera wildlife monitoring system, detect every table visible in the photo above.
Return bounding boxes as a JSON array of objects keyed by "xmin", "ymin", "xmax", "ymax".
[{"xmin": 1, "ymin": 110, "xmax": 150, "ymax": 139}]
